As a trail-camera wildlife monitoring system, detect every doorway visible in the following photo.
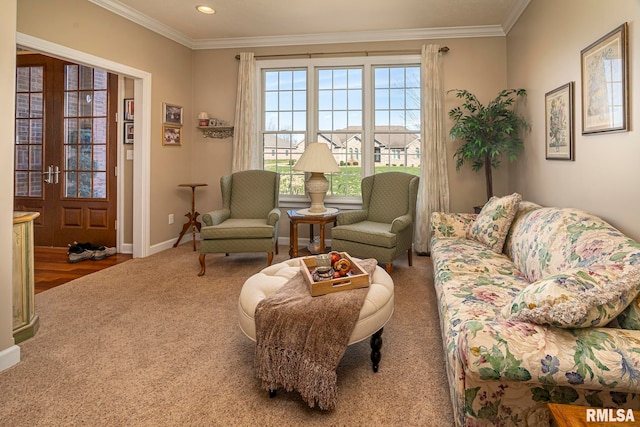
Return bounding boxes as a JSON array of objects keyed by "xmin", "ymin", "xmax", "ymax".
[{"xmin": 14, "ymin": 54, "xmax": 117, "ymax": 248}]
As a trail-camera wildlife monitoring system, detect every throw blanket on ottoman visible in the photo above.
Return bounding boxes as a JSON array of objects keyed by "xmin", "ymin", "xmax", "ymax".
[{"xmin": 254, "ymin": 258, "xmax": 377, "ymax": 410}]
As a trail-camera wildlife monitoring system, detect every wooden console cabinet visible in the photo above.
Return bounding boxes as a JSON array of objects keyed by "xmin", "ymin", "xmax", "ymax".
[{"xmin": 12, "ymin": 211, "xmax": 40, "ymax": 343}]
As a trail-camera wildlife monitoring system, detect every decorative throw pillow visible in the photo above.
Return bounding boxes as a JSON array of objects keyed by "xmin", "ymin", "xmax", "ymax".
[
  {"xmin": 617, "ymin": 297, "xmax": 640, "ymax": 330},
  {"xmin": 467, "ymin": 192, "xmax": 522, "ymax": 253},
  {"xmin": 499, "ymin": 266, "xmax": 640, "ymax": 328}
]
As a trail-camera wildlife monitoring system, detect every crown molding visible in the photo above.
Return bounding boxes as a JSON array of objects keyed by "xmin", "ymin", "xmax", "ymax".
[
  {"xmin": 88, "ymin": 0, "xmax": 193, "ymax": 48},
  {"xmin": 191, "ymin": 25, "xmax": 505, "ymax": 50},
  {"xmin": 90, "ymin": 0, "xmax": 532, "ymax": 51},
  {"xmin": 502, "ymin": 0, "xmax": 531, "ymax": 34}
]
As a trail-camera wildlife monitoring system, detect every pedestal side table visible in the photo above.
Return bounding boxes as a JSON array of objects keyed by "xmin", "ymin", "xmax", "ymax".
[{"xmin": 174, "ymin": 183, "xmax": 208, "ymax": 251}]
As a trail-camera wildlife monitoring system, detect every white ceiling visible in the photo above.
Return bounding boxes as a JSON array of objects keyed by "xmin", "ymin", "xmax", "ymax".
[{"xmin": 89, "ymin": 0, "xmax": 530, "ymax": 49}]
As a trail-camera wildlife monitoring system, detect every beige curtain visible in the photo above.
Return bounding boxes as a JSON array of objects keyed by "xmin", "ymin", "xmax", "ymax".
[
  {"xmin": 232, "ymin": 52, "xmax": 257, "ymax": 172},
  {"xmin": 414, "ymin": 44, "xmax": 450, "ymax": 254}
]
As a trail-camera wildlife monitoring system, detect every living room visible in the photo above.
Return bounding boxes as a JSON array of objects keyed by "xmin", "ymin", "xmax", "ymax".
[{"xmin": 1, "ymin": 0, "xmax": 639, "ymax": 425}]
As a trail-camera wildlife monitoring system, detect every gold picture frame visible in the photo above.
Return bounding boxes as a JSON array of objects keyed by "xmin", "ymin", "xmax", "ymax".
[
  {"xmin": 162, "ymin": 102, "xmax": 183, "ymax": 126},
  {"xmin": 162, "ymin": 125, "xmax": 182, "ymax": 146},
  {"xmin": 545, "ymin": 82, "xmax": 574, "ymax": 160},
  {"xmin": 580, "ymin": 22, "xmax": 628, "ymax": 134}
]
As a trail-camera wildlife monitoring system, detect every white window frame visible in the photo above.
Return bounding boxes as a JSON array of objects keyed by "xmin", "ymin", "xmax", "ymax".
[{"xmin": 256, "ymin": 55, "xmax": 421, "ymax": 209}]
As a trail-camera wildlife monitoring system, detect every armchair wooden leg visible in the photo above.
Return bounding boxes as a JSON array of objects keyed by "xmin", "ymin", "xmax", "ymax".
[
  {"xmin": 275, "ymin": 243, "xmax": 279, "ymax": 255},
  {"xmin": 198, "ymin": 254, "xmax": 207, "ymax": 276},
  {"xmin": 267, "ymin": 252, "xmax": 274, "ymax": 266},
  {"xmin": 408, "ymin": 248, "xmax": 413, "ymax": 266},
  {"xmin": 385, "ymin": 263, "xmax": 393, "ymax": 274}
]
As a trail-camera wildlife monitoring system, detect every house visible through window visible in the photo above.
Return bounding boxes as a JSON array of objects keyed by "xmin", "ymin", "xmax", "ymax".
[{"xmin": 259, "ymin": 57, "xmax": 421, "ymax": 200}]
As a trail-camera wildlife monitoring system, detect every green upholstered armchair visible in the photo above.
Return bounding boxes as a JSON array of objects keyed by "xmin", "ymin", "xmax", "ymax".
[
  {"xmin": 198, "ymin": 170, "xmax": 280, "ymax": 276},
  {"xmin": 331, "ymin": 172, "xmax": 419, "ymax": 274}
]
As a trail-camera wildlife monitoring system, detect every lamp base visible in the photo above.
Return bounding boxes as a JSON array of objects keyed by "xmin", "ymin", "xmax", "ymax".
[{"xmin": 305, "ymin": 172, "xmax": 329, "ymax": 213}]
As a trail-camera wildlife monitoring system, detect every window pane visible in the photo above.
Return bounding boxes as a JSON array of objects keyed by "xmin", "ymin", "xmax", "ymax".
[
  {"xmin": 293, "ymin": 91, "xmax": 306, "ymax": 110},
  {"xmin": 65, "ymin": 172, "xmax": 77, "ymax": 197},
  {"xmin": 93, "ymin": 172, "xmax": 106, "ymax": 198},
  {"xmin": 265, "ymin": 92, "xmax": 278, "ymax": 111},
  {"xmin": 65, "ymin": 92, "xmax": 78, "ymax": 117},
  {"xmin": 93, "ymin": 118, "xmax": 107, "ymax": 143},
  {"xmin": 30, "ymin": 93, "xmax": 43, "ymax": 118},
  {"xmin": 93, "ymin": 90, "xmax": 107, "ymax": 116},
  {"xmin": 265, "ymin": 72, "xmax": 278, "ymax": 90},
  {"xmin": 293, "ymin": 70, "xmax": 306, "ymax": 90},
  {"xmin": 279, "ymin": 71, "xmax": 292, "ymax": 90},
  {"xmin": 66, "ymin": 145, "xmax": 78, "ymax": 170},
  {"xmin": 93, "ymin": 145, "xmax": 106, "ymax": 170},
  {"xmin": 279, "ymin": 91, "xmax": 292, "ymax": 110},
  {"xmin": 29, "ymin": 172, "xmax": 42, "ymax": 197},
  {"xmin": 16, "ymin": 120, "xmax": 28, "ymax": 144},
  {"xmin": 16, "ymin": 94, "xmax": 29, "ymax": 118},
  {"xmin": 16, "ymin": 67, "xmax": 29, "ymax": 92},
  {"xmin": 79, "ymin": 65, "xmax": 93, "ymax": 90},
  {"xmin": 79, "ymin": 144, "xmax": 92, "ymax": 170},
  {"xmin": 30, "ymin": 119, "xmax": 43, "ymax": 144},
  {"xmin": 93, "ymin": 69, "xmax": 107, "ymax": 90},
  {"xmin": 318, "ymin": 90, "xmax": 332, "ymax": 110},
  {"xmin": 78, "ymin": 172, "xmax": 92, "ymax": 197},
  {"xmin": 15, "ymin": 171, "xmax": 28, "ymax": 196},
  {"xmin": 66, "ymin": 65, "xmax": 78, "ymax": 90}
]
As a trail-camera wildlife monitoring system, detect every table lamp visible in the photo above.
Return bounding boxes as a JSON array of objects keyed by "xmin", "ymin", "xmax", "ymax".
[{"xmin": 293, "ymin": 142, "xmax": 340, "ymax": 213}]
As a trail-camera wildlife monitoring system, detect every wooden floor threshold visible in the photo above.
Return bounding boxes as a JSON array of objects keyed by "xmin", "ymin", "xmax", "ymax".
[{"xmin": 34, "ymin": 247, "xmax": 132, "ymax": 294}]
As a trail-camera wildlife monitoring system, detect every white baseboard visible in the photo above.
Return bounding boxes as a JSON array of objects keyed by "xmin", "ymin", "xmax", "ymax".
[
  {"xmin": 149, "ymin": 234, "xmax": 196, "ymax": 256},
  {"xmin": 0, "ymin": 345, "xmax": 20, "ymax": 372}
]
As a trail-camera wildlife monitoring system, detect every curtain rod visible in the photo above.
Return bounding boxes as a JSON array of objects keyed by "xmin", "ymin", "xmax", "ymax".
[{"xmin": 235, "ymin": 46, "xmax": 449, "ymax": 60}]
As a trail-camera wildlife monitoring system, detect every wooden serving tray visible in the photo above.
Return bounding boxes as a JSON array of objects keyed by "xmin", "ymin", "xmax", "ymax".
[{"xmin": 300, "ymin": 252, "xmax": 370, "ymax": 297}]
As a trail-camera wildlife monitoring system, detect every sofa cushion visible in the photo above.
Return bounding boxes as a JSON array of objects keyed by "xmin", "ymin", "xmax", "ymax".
[
  {"xmin": 500, "ymin": 266, "xmax": 640, "ymax": 328},
  {"xmin": 200, "ymin": 218, "xmax": 274, "ymax": 240},
  {"xmin": 618, "ymin": 298, "xmax": 640, "ymax": 329},
  {"xmin": 505, "ymin": 207, "xmax": 640, "ymax": 283},
  {"xmin": 331, "ymin": 221, "xmax": 396, "ymax": 248},
  {"xmin": 467, "ymin": 193, "xmax": 522, "ymax": 253}
]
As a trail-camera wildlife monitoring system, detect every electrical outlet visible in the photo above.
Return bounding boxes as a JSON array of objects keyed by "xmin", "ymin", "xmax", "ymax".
[{"xmin": 168, "ymin": 214, "xmax": 174, "ymax": 224}]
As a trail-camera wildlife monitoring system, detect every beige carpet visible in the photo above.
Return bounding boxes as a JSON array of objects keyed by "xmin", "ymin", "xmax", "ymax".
[{"xmin": 0, "ymin": 245, "xmax": 453, "ymax": 426}]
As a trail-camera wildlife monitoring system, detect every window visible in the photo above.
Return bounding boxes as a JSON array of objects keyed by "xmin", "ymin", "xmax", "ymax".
[{"xmin": 259, "ymin": 56, "xmax": 421, "ymax": 200}]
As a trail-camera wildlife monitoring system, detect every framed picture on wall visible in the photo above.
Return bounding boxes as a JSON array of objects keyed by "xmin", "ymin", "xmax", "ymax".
[
  {"xmin": 162, "ymin": 125, "xmax": 182, "ymax": 146},
  {"xmin": 124, "ymin": 122, "xmax": 134, "ymax": 144},
  {"xmin": 581, "ymin": 22, "xmax": 628, "ymax": 134},
  {"xmin": 545, "ymin": 82, "xmax": 574, "ymax": 160},
  {"xmin": 162, "ymin": 102, "xmax": 183, "ymax": 126},
  {"xmin": 124, "ymin": 98, "xmax": 134, "ymax": 121}
]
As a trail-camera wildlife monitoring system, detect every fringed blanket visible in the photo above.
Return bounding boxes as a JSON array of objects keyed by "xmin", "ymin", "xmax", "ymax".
[{"xmin": 254, "ymin": 258, "xmax": 377, "ymax": 410}]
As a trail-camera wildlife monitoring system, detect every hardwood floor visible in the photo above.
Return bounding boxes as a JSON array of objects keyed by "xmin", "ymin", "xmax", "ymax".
[{"xmin": 34, "ymin": 247, "xmax": 132, "ymax": 294}]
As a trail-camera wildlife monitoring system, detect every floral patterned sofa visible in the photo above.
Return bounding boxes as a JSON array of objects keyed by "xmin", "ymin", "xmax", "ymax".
[{"xmin": 430, "ymin": 194, "xmax": 640, "ymax": 426}]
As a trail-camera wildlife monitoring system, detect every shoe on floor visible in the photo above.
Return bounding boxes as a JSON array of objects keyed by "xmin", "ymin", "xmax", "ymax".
[
  {"xmin": 74, "ymin": 241, "xmax": 101, "ymax": 251},
  {"xmin": 92, "ymin": 246, "xmax": 117, "ymax": 261},
  {"xmin": 67, "ymin": 245, "xmax": 95, "ymax": 263}
]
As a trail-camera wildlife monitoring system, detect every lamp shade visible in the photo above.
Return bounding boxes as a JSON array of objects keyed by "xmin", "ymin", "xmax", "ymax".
[{"xmin": 293, "ymin": 143, "xmax": 340, "ymax": 173}]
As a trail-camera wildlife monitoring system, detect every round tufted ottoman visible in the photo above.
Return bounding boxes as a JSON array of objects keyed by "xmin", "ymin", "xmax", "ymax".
[{"xmin": 238, "ymin": 257, "xmax": 394, "ymax": 372}]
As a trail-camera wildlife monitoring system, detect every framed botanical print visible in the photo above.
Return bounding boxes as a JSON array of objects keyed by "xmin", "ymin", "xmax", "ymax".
[
  {"xmin": 545, "ymin": 82, "xmax": 574, "ymax": 160},
  {"xmin": 581, "ymin": 23, "xmax": 628, "ymax": 134}
]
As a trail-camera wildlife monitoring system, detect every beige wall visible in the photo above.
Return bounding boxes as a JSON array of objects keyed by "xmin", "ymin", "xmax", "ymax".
[
  {"xmin": 17, "ymin": 0, "xmax": 194, "ymax": 247},
  {"xmin": 192, "ymin": 37, "xmax": 509, "ymax": 240},
  {"xmin": 507, "ymin": 0, "xmax": 640, "ymax": 241},
  {"xmin": 1, "ymin": 0, "xmax": 18, "ymax": 368}
]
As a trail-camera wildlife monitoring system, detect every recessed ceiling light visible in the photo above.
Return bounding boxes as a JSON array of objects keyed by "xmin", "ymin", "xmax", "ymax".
[{"xmin": 196, "ymin": 5, "xmax": 216, "ymax": 14}]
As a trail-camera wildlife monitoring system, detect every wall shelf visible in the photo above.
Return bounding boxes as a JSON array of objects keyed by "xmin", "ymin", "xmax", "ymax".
[{"xmin": 197, "ymin": 126, "xmax": 234, "ymax": 139}]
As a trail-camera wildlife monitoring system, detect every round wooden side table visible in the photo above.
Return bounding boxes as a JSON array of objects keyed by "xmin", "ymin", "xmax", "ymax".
[{"xmin": 174, "ymin": 183, "xmax": 208, "ymax": 251}]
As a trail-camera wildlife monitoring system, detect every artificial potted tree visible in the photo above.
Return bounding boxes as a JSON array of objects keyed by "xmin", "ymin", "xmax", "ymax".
[{"xmin": 448, "ymin": 89, "xmax": 530, "ymax": 201}]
